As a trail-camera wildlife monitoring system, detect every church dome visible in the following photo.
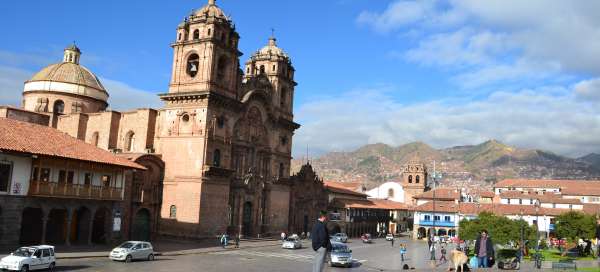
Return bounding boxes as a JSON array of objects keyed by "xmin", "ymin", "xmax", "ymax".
[
  {"xmin": 23, "ymin": 44, "xmax": 108, "ymax": 103},
  {"xmin": 191, "ymin": 0, "xmax": 229, "ymax": 21},
  {"xmin": 252, "ymin": 37, "xmax": 290, "ymax": 61}
]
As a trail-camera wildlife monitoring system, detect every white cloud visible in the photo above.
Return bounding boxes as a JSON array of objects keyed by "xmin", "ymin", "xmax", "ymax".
[
  {"xmin": 0, "ymin": 65, "xmax": 32, "ymax": 107},
  {"xmin": 102, "ymin": 79, "xmax": 162, "ymax": 110},
  {"xmin": 574, "ymin": 78, "xmax": 600, "ymax": 102},
  {"xmin": 293, "ymin": 84, "xmax": 600, "ymax": 158},
  {"xmin": 358, "ymin": 0, "xmax": 600, "ymax": 89}
]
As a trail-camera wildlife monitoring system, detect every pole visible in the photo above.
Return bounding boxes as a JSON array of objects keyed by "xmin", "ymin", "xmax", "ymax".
[{"xmin": 430, "ymin": 160, "xmax": 437, "ymax": 261}]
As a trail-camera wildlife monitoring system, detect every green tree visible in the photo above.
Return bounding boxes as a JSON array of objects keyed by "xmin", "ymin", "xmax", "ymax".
[
  {"xmin": 459, "ymin": 212, "xmax": 536, "ymax": 246},
  {"xmin": 555, "ymin": 211, "xmax": 595, "ymax": 243}
]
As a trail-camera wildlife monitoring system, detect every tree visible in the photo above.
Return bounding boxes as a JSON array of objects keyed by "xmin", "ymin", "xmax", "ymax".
[
  {"xmin": 555, "ymin": 211, "xmax": 595, "ymax": 243},
  {"xmin": 459, "ymin": 212, "xmax": 536, "ymax": 246}
]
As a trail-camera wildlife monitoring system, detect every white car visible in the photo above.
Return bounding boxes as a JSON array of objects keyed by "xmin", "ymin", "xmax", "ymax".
[
  {"xmin": 109, "ymin": 241, "xmax": 154, "ymax": 262},
  {"xmin": 282, "ymin": 238, "xmax": 302, "ymax": 249},
  {"xmin": 386, "ymin": 234, "xmax": 394, "ymax": 241},
  {"xmin": 0, "ymin": 245, "xmax": 56, "ymax": 271}
]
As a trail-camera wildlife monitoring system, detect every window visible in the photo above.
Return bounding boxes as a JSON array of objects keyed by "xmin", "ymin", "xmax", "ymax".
[
  {"xmin": 67, "ymin": 171, "xmax": 74, "ymax": 184},
  {"xmin": 552, "ymin": 203, "xmax": 556, "ymax": 208},
  {"xmin": 181, "ymin": 114, "xmax": 190, "ymax": 122},
  {"xmin": 424, "ymin": 215, "xmax": 431, "ymax": 221},
  {"xmin": 71, "ymin": 101, "xmax": 83, "ymax": 113},
  {"xmin": 193, "ymin": 29, "xmax": 199, "ymax": 39},
  {"xmin": 246, "ymin": 67, "xmax": 250, "ymax": 74},
  {"xmin": 186, "ymin": 54, "xmax": 200, "ymax": 77},
  {"xmin": 416, "ymin": 175, "xmax": 420, "ymax": 183},
  {"xmin": 433, "ymin": 215, "xmax": 441, "ymax": 221},
  {"xmin": 33, "ymin": 250, "xmax": 42, "ymax": 258},
  {"xmin": 84, "ymin": 173, "xmax": 93, "ymax": 185},
  {"xmin": 125, "ymin": 131, "xmax": 135, "ymax": 152},
  {"xmin": 444, "ymin": 216, "xmax": 451, "ymax": 222},
  {"xmin": 408, "ymin": 175, "xmax": 413, "ymax": 183},
  {"xmin": 259, "ymin": 65, "xmax": 265, "ymax": 74},
  {"xmin": 42, "ymin": 249, "xmax": 50, "ymax": 257},
  {"xmin": 213, "ymin": 149, "xmax": 221, "ymax": 167},
  {"xmin": 272, "ymin": 65, "xmax": 276, "ymax": 71},
  {"xmin": 102, "ymin": 175, "xmax": 111, "ymax": 187},
  {"xmin": 178, "ymin": 33, "xmax": 182, "ymax": 41},
  {"xmin": 170, "ymin": 205, "xmax": 177, "ymax": 219},
  {"xmin": 217, "ymin": 116, "xmax": 225, "ymax": 128},
  {"xmin": 388, "ymin": 188, "xmax": 394, "ymax": 198},
  {"xmin": 0, "ymin": 161, "xmax": 12, "ymax": 193},
  {"xmin": 58, "ymin": 170, "xmax": 67, "ymax": 183},
  {"xmin": 115, "ymin": 177, "xmax": 123, "ymax": 188},
  {"xmin": 529, "ymin": 199, "xmax": 533, "ymax": 205},
  {"xmin": 207, "ymin": 28, "xmax": 211, "ymax": 36},
  {"xmin": 53, "ymin": 100, "xmax": 65, "ymax": 114},
  {"xmin": 91, "ymin": 132, "xmax": 99, "ymax": 147},
  {"xmin": 280, "ymin": 136, "xmax": 288, "ymax": 146},
  {"xmin": 519, "ymin": 199, "xmax": 522, "ymax": 205}
]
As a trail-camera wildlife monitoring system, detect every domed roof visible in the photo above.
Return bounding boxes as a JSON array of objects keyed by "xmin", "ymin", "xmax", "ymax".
[
  {"xmin": 29, "ymin": 62, "xmax": 106, "ymax": 94},
  {"xmin": 192, "ymin": 0, "xmax": 228, "ymax": 21},
  {"xmin": 253, "ymin": 37, "xmax": 290, "ymax": 60}
]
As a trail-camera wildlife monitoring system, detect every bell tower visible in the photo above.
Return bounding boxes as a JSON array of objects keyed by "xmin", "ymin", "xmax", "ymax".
[
  {"xmin": 402, "ymin": 160, "xmax": 428, "ymax": 203},
  {"xmin": 168, "ymin": 0, "xmax": 241, "ymax": 98},
  {"xmin": 244, "ymin": 35, "xmax": 296, "ymax": 117}
]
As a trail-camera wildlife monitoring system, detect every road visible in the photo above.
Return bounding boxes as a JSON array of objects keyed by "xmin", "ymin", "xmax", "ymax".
[{"xmin": 55, "ymin": 238, "xmax": 456, "ymax": 271}]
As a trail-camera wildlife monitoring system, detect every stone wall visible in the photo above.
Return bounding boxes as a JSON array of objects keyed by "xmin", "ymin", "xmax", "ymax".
[{"xmin": 0, "ymin": 196, "xmax": 26, "ymax": 247}]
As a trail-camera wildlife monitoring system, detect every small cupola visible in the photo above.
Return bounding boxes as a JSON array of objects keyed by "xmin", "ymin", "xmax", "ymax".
[{"xmin": 63, "ymin": 43, "xmax": 81, "ymax": 64}]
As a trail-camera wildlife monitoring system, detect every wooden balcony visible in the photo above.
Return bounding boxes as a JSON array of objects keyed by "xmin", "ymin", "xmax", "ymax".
[{"xmin": 28, "ymin": 180, "xmax": 123, "ymax": 201}]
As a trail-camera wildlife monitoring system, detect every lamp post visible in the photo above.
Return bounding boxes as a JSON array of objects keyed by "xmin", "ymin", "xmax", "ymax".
[
  {"xmin": 534, "ymin": 199, "xmax": 541, "ymax": 269},
  {"xmin": 429, "ymin": 160, "xmax": 441, "ymax": 261}
]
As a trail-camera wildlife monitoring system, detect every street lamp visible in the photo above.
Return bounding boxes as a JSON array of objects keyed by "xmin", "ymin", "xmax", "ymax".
[
  {"xmin": 534, "ymin": 199, "xmax": 541, "ymax": 269},
  {"xmin": 429, "ymin": 160, "xmax": 442, "ymax": 261}
]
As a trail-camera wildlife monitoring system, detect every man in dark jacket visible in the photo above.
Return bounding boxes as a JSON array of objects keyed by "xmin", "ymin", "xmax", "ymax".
[
  {"xmin": 474, "ymin": 230, "xmax": 494, "ymax": 268},
  {"xmin": 311, "ymin": 210, "xmax": 331, "ymax": 272}
]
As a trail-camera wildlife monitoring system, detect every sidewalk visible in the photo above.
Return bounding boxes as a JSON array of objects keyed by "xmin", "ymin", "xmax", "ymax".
[{"xmin": 0, "ymin": 238, "xmax": 283, "ymax": 260}]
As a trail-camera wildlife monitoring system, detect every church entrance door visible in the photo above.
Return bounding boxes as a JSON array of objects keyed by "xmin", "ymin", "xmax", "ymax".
[{"xmin": 242, "ymin": 202, "xmax": 252, "ymax": 237}]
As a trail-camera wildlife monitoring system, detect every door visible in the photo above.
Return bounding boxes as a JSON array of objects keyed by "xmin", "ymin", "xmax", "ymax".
[
  {"xmin": 41, "ymin": 249, "xmax": 51, "ymax": 268},
  {"xmin": 131, "ymin": 209, "xmax": 151, "ymax": 241},
  {"xmin": 242, "ymin": 202, "xmax": 252, "ymax": 236},
  {"xmin": 31, "ymin": 250, "xmax": 43, "ymax": 270},
  {"xmin": 132, "ymin": 243, "xmax": 143, "ymax": 259}
]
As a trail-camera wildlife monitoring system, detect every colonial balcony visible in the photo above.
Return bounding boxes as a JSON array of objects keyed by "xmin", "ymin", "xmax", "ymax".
[{"xmin": 28, "ymin": 180, "xmax": 123, "ymax": 201}]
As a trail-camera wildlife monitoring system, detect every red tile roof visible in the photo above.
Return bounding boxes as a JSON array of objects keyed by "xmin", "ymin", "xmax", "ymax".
[
  {"xmin": 495, "ymin": 179, "xmax": 600, "ymax": 196},
  {"xmin": 324, "ymin": 181, "xmax": 367, "ymax": 197},
  {"xmin": 0, "ymin": 117, "xmax": 144, "ymax": 169},
  {"xmin": 414, "ymin": 202, "xmax": 592, "ymax": 216},
  {"xmin": 333, "ymin": 198, "xmax": 410, "ymax": 210},
  {"xmin": 414, "ymin": 188, "xmax": 460, "ymax": 200}
]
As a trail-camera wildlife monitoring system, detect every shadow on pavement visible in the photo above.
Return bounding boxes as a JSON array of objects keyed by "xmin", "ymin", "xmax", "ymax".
[{"xmin": 54, "ymin": 265, "xmax": 91, "ymax": 271}]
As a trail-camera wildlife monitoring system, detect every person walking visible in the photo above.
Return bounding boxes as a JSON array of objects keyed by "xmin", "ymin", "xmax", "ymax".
[
  {"xmin": 474, "ymin": 230, "xmax": 495, "ymax": 268},
  {"xmin": 311, "ymin": 210, "xmax": 331, "ymax": 272},
  {"xmin": 281, "ymin": 232, "xmax": 286, "ymax": 242},
  {"xmin": 235, "ymin": 233, "xmax": 240, "ymax": 249},
  {"xmin": 439, "ymin": 245, "xmax": 447, "ymax": 263},
  {"xmin": 220, "ymin": 233, "xmax": 228, "ymax": 248},
  {"xmin": 391, "ymin": 236, "xmax": 395, "ymax": 247},
  {"xmin": 400, "ymin": 243, "xmax": 407, "ymax": 262}
]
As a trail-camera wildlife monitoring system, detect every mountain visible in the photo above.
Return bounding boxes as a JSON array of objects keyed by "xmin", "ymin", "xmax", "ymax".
[{"xmin": 292, "ymin": 140, "xmax": 600, "ymax": 189}]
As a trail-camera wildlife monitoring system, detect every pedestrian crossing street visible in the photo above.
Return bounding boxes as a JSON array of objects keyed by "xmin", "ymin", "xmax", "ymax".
[{"xmin": 211, "ymin": 250, "xmax": 314, "ymax": 262}]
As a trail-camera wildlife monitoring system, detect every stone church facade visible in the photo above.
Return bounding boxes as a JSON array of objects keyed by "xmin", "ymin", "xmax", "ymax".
[{"xmin": 2, "ymin": 0, "xmax": 299, "ymax": 240}]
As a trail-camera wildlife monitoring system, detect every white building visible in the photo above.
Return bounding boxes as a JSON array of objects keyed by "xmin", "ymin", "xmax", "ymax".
[{"xmin": 366, "ymin": 181, "xmax": 405, "ymax": 203}]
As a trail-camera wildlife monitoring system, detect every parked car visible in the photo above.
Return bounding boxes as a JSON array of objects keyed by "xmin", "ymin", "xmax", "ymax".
[
  {"xmin": 361, "ymin": 233, "xmax": 372, "ymax": 243},
  {"xmin": 385, "ymin": 233, "xmax": 394, "ymax": 241},
  {"xmin": 497, "ymin": 248, "xmax": 520, "ymax": 270},
  {"xmin": 282, "ymin": 238, "xmax": 302, "ymax": 249},
  {"xmin": 330, "ymin": 242, "xmax": 353, "ymax": 268},
  {"xmin": 109, "ymin": 241, "xmax": 154, "ymax": 262},
  {"xmin": 0, "ymin": 245, "xmax": 56, "ymax": 271},
  {"xmin": 330, "ymin": 233, "xmax": 348, "ymax": 243}
]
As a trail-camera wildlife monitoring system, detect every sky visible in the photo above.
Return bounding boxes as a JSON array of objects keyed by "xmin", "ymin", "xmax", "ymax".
[{"xmin": 1, "ymin": 0, "xmax": 600, "ymax": 158}]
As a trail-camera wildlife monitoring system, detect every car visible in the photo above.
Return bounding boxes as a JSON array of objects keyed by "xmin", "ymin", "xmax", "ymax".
[
  {"xmin": 282, "ymin": 238, "xmax": 302, "ymax": 249},
  {"xmin": 496, "ymin": 248, "xmax": 520, "ymax": 270},
  {"xmin": 361, "ymin": 233, "xmax": 372, "ymax": 243},
  {"xmin": 385, "ymin": 233, "xmax": 394, "ymax": 241},
  {"xmin": 330, "ymin": 233, "xmax": 348, "ymax": 243},
  {"xmin": 330, "ymin": 242, "xmax": 353, "ymax": 268},
  {"xmin": 0, "ymin": 245, "xmax": 56, "ymax": 271},
  {"xmin": 109, "ymin": 241, "xmax": 154, "ymax": 262}
]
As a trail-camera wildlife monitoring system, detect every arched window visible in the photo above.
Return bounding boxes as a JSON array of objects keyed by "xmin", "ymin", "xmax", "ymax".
[
  {"xmin": 178, "ymin": 33, "xmax": 182, "ymax": 41},
  {"xmin": 193, "ymin": 29, "xmax": 199, "ymax": 40},
  {"xmin": 91, "ymin": 132, "xmax": 99, "ymax": 147},
  {"xmin": 125, "ymin": 131, "xmax": 135, "ymax": 152},
  {"xmin": 53, "ymin": 100, "xmax": 65, "ymax": 114},
  {"xmin": 186, "ymin": 54, "xmax": 199, "ymax": 77},
  {"xmin": 181, "ymin": 114, "xmax": 190, "ymax": 122},
  {"xmin": 216, "ymin": 56, "xmax": 228, "ymax": 82},
  {"xmin": 416, "ymin": 175, "xmax": 420, "ymax": 183},
  {"xmin": 169, "ymin": 205, "xmax": 177, "ymax": 219},
  {"xmin": 246, "ymin": 67, "xmax": 250, "ymax": 74},
  {"xmin": 280, "ymin": 88, "xmax": 287, "ymax": 108},
  {"xmin": 388, "ymin": 188, "xmax": 395, "ymax": 198},
  {"xmin": 272, "ymin": 65, "xmax": 276, "ymax": 71},
  {"xmin": 279, "ymin": 163, "xmax": 285, "ymax": 178},
  {"xmin": 213, "ymin": 149, "xmax": 221, "ymax": 167},
  {"xmin": 207, "ymin": 28, "xmax": 211, "ymax": 36},
  {"xmin": 408, "ymin": 175, "xmax": 413, "ymax": 183},
  {"xmin": 259, "ymin": 65, "xmax": 265, "ymax": 74}
]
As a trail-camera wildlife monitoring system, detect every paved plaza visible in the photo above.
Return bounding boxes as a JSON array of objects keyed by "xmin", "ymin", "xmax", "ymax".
[{"xmin": 45, "ymin": 237, "xmax": 473, "ymax": 272}]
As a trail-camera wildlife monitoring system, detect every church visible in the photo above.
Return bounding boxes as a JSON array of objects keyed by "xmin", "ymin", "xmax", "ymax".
[{"xmin": 2, "ymin": 0, "xmax": 299, "ymax": 240}]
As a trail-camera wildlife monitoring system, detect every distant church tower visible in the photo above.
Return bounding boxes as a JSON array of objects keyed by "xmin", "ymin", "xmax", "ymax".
[{"xmin": 402, "ymin": 160, "xmax": 428, "ymax": 204}]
